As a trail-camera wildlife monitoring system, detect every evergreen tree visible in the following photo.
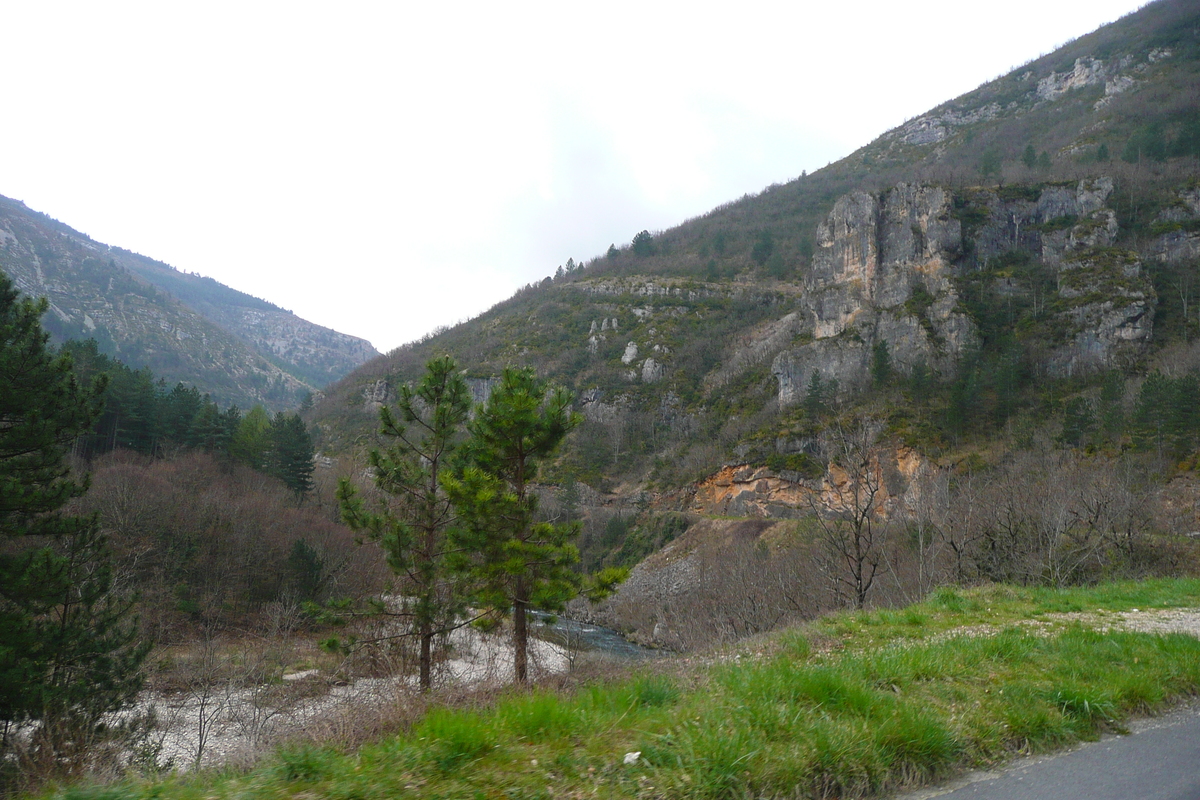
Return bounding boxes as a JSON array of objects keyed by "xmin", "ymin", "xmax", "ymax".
[
  {"xmin": 285, "ymin": 538, "xmax": 324, "ymax": 602},
  {"xmin": 160, "ymin": 383, "xmax": 204, "ymax": 450},
  {"xmin": 870, "ymin": 340, "xmax": 892, "ymax": 386},
  {"xmin": 945, "ymin": 360, "xmax": 981, "ymax": 443},
  {"xmin": 978, "ymin": 148, "xmax": 1002, "ymax": 181},
  {"xmin": 992, "ymin": 345, "xmax": 1023, "ymax": 427},
  {"xmin": 560, "ymin": 475, "xmax": 581, "ymax": 524},
  {"xmin": 909, "ymin": 359, "xmax": 932, "ymax": 398},
  {"xmin": 631, "ymin": 230, "xmax": 654, "ymax": 257},
  {"xmin": 0, "ymin": 273, "xmax": 146, "ymax": 773},
  {"xmin": 444, "ymin": 367, "xmax": 581, "ymax": 684},
  {"xmin": 192, "ymin": 400, "xmax": 237, "ymax": 455},
  {"xmin": 107, "ymin": 367, "xmax": 160, "ymax": 454},
  {"xmin": 1141, "ymin": 372, "xmax": 1200, "ymax": 459},
  {"xmin": 1059, "ymin": 397, "xmax": 1095, "ymax": 447},
  {"xmin": 337, "ymin": 355, "xmax": 472, "ymax": 691},
  {"xmin": 268, "ymin": 412, "xmax": 314, "ymax": 500},
  {"xmin": 1098, "ymin": 370, "xmax": 1126, "ymax": 443},
  {"xmin": 1022, "ymin": 143, "xmax": 1037, "ymax": 168},
  {"xmin": 231, "ymin": 405, "xmax": 273, "ymax": 470},
  {"xmin": 804, "ymin": 371, "xmax": 826, "ymax": 416},
  {"xmin": 751, "ymin": 230, "xmax": 775, "ymax": 266}
]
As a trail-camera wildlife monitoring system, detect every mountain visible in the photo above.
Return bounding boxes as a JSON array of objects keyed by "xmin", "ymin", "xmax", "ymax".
[
  {"xmin": 313, "ymin": 0, "xmax": 1199, "ymax": 478},
  {"xmin": 0, "ymin": 195, "xmax": 379, "ymax": 410}
]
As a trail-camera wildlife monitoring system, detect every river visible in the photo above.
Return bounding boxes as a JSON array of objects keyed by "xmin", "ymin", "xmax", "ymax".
[{"xmin": 530, "ymin": 612, "xmax": 660, "ymax": 660}]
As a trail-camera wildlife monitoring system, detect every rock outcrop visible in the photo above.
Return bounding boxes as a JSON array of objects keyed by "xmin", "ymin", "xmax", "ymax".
[
  {"xmin": 773, "ymin": 183, "xmax": 977, "ymax": 405},
  {"xmin": 689, "ymin": 447, "xmax": 929, "ymax": 520},
  {"xmin": 770, "ymin": 177, "xmax": 1150, "ymax": 400},
  {"xmin": 1048, "ymin": 247, "xmax": 1154, "ymax": 376},
  {"xmin": 1152, "ymin": 185, "xmax": 1200, "ymax": 263}
]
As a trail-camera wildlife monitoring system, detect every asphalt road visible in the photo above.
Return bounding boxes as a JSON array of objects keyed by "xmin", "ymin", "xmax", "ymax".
[{"xmin": 894, "ymin": 703, "xmax": 1200, "ymax": 800}]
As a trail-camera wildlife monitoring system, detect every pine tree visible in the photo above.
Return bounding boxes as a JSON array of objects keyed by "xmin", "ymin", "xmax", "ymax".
[
  {"xmin": 268, "ymin": 412, "xmax": 314, "ymax": 500},
  {"xmin": 192, "ymin": 400, "xmax": 237, "ymax": 455},
  {"xmin": 804, "ymin": 371, "xmax": 826, "ymax": 416},
  {"xmin": 337, "ymin": 355, "xmax": 472, "ymax": 691},
  {"xmin": 1098, "ymin": 370, "xmax": 1126, "ymax": 443},
  {"xmin": 0, "ymin": 273, "xmax": 146, "ymax": 774},
  {"xmin": 1059, "ymin": 397, "xmax": 1095, "ymax": 447},
  {"xmin": 870, "ymin": 340, "xmax": 892, "ymax": 386},
  {"xmin": 1022, "ymin": 143, "xmax": 1037, "ymax": 168},
  {"xmin": 1131, "ymin": 373, "xmax": 1175, "ymax": 458},
  {"xmin": 444, "ymin": 367, "xmax": 581, "ymax": 684},
  {"xmin": 159, "ymin": 383, "xmax": 204, "ymax": 450}
]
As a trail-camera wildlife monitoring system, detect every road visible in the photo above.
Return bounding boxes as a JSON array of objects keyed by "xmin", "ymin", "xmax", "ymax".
[{"xmin": 894, "ymin": 703, "xmax": 1200, "ymax": 800}]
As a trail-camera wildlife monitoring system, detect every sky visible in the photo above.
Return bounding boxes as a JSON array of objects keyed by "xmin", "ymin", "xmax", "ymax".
[{"xmin": 0, "ymin": 1, "xmax": 1150, "ymax": 354}]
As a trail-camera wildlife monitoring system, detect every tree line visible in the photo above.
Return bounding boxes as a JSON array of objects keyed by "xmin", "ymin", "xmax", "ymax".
[
  {"xmin": 62, "ymin": 340, "xmax": 315, "ymax": 499},
  {"xmin": 1, "ymin": 274, "xmax": 147, "ymax": 783},
  {"xmin": 1, "ymin": 271, "xmax": 328, "ymax": 786}
]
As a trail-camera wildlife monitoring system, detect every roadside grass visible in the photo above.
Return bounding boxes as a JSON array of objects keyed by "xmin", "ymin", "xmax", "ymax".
[{"xmin": 44, "ymin": 579, "xmax": 1200, "ymax": 800}]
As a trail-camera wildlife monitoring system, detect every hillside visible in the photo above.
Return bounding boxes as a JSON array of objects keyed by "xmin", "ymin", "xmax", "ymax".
[
  {"xmin": 0, "ymin": 195, "xmax": 378, "ymax": 410},
  {"xmin": 312, "ymin": 0, "xmax": 1200, "ymax": 492}
]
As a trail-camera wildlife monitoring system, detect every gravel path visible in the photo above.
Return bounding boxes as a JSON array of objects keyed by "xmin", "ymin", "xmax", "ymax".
[{"xmin": 1047, "ymin": 607, "xmax": 1200, "ymax": 638}]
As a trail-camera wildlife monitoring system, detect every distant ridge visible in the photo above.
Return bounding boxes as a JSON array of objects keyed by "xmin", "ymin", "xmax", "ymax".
[{"xmin": 0, "ymin": 194, "xmax": 379, "ymax": 410}]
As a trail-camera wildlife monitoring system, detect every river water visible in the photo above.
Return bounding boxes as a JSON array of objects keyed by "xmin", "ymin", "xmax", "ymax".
[{"xmin": 530, "ymin": 612, "xmax": 660, "ymax": 660}]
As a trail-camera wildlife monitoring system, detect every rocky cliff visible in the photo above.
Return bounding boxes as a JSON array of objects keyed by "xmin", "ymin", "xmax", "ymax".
[
  {"xmin": 773, "ymin": 183, "xmax": 977, "ymax": 405},
  {"xmin": 769, "ymin": 177, "xmax": 1160, "ymax": 406}
]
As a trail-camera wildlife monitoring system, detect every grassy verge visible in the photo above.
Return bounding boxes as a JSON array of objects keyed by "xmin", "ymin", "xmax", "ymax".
[{"xmin": 50, "ymin": 579, "xmax": 1200, "ymax": 800}]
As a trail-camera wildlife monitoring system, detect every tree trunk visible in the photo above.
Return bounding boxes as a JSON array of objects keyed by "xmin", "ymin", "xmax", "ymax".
[
  {"xmin": 513, "ymin": 595, "xmax": 528, "ymax": 684},
  {"xmin": 419, "ymin": 621, "xmax": 432, "ymax": 693}
]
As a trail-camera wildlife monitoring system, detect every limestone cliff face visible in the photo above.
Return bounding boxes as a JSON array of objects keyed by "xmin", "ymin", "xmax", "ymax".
[
  {"xmin": 882, "ymin": 46, "xmax": 1173, "ymax": 150},
  {"xmin": 770, "ymin": 177, "xmax": 1159, "ymax": 403},
  {"xmin": 1049, "ymin": 247, "xmax": 1154, "ymax": 376},
  {"xmin": 773, "ymin": 183, "xmax": 976, "ymax": 406},
  {"xmin": 1152, "ymin": 186, "xmax": 1200, "ymax": 264},
  {"xmin": 952, "ymin": 177, "xmax": 1154, "ymax": 376},
  {"xmin": 964, "ymin": 177, "xmax": 1115, "ymax": 266},
  {"xmin": 192, "ymin": 305, "xmax": 377, "ymax": 389}
]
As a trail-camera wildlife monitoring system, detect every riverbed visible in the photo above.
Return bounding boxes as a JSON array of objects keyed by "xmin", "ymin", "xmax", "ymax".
[{"xmin": 136, "ymin": 616, "xmax": 653, "ymax": 770}]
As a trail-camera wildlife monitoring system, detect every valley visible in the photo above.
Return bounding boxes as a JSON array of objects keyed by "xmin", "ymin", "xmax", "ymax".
[{"xmin": 3, "ymin": 1, "xmax": 1200, "ymax": 798}]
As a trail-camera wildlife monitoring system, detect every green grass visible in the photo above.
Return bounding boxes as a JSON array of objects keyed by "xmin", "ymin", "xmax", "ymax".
[{"xmin": 42, "ymin": 579, "xmax": 1200, "ymax": 800}]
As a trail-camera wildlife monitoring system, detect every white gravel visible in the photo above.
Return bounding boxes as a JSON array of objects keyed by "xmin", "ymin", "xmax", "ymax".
[{"xmin": 134, "ymin": 626, "xmax": 569, "ymax": 770}]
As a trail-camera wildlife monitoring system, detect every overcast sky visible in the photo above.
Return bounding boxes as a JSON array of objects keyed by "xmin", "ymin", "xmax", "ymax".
[{"xmin": 1, "ymin": 1, "xmax": 1148, "ymax": 354}]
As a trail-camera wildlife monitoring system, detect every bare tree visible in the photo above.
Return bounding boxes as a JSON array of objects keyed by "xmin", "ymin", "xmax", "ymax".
[
  {"xmin": 810, "ymin": 420, "xmax": 891, "ymax": 609},
  {"xmin": 904, "ymin": 466, "xmax": 956, "ymax": 599},
  {"xmin": 952, "ymin": 449, "xmax": 1154, "ymax": 587}
]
